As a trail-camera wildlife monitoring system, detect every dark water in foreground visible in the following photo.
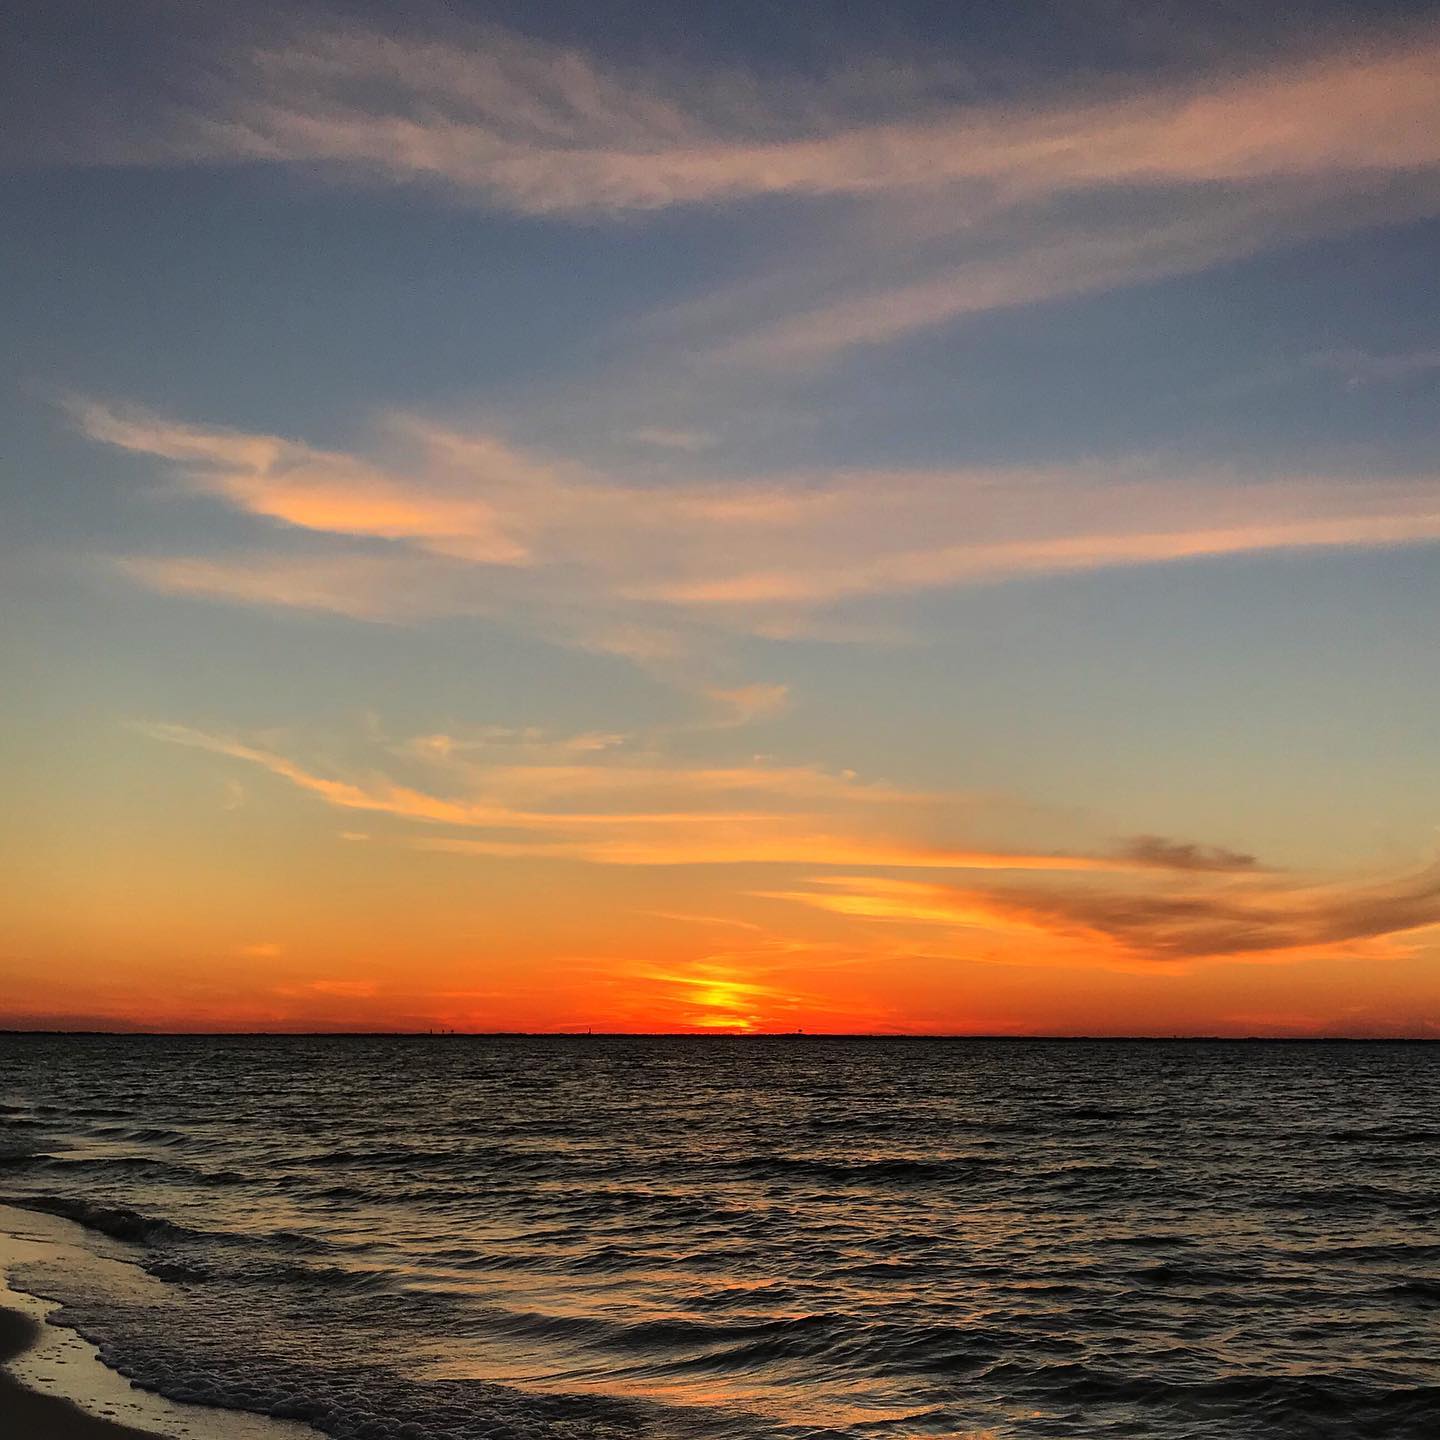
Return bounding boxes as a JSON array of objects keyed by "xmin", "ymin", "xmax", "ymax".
[{"xmin": 1, "ymin": 1037, "xmax": 1438, "ymax": 1440}]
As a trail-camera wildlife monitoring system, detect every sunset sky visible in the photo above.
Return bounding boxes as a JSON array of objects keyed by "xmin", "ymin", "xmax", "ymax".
[{"xmin": 3, "ymin": 0, "xmax": 1439, "ymax": 1035}]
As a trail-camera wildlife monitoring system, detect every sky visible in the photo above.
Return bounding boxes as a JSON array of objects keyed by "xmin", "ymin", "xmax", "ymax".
[{"xmin": 2, "ymin": 0, "xmax": 1439, "ymax": 1036}]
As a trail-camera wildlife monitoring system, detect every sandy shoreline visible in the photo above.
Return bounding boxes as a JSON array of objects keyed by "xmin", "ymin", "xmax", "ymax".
[
  {"xmin": 0, "ymin": 1204, "xmax": 311, "ymax": 1440},
  {"xmin": 0, "ymin": 1305, "xmax": 162, "ymax": 1439}
]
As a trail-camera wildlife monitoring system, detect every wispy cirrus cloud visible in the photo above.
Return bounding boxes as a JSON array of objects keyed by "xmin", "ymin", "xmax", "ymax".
[
  {"xmin": 136, "ymin": 717, "xmax": 1247, "ymax": 879},
  {"xmin": 701, "ymin": 180, "xmax": 1440, "ymax": 364},
  {"xmin": 116, "ymin": 550, "xmax": 476, "ymax": 623},
  {"xmin": 80, "ymin": 400, "xmax": 1440, "ymax": 645},
  {"xmin": 1307, "ymin": 347, "xmax": 1440, "ymax": 389},
  {"xmin": 629, "ymin": 427, "xmax": 717, "ymax": 453},
  {"xmin": 23, "ymin": 20, "xmax": 1440, "ymax": 358},
  {"xmin": 137, "ymin": 714, "xmax": 1439, "ymax": 971},
  {"xmin": 704, "ymin": 683, "xmax": 791, "ymax": 727},
  {"xmin": 80, "ymin": 23, "xmax": 1440, "ymax": 213}
]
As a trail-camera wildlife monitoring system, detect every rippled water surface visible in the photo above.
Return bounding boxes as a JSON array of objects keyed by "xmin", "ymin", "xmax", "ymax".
[{"xmin": 1, "ymin": 1036, "xmax": 1438, "ymax": 1439}]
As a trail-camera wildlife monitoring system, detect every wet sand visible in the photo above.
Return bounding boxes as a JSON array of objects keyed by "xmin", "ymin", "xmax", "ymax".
[{"xmin": 1, "ymin": 1305, "xmax": 162, "ymax": 1439}]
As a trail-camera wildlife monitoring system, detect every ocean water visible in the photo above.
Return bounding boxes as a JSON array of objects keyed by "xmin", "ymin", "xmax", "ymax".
[{"xmin": 1, "ymin": 1036, "xmax": 1437, "ymax": 1440}]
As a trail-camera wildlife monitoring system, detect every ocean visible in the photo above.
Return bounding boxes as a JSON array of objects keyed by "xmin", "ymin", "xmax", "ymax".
[{"xmin": 1, "ymin": 1035, "xmax": 1437, "ymax": 1440}]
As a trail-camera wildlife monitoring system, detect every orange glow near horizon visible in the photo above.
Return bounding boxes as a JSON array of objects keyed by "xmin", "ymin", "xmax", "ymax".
[{"xmin": 3, "ymin": 702, "xmax": 1439, "ymax": 1037}]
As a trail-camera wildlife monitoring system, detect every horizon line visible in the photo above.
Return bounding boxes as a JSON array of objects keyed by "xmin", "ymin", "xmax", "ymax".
[{"xmin": 1, "ymin": 1029, "xmax": 1435, "ymax": 1043}]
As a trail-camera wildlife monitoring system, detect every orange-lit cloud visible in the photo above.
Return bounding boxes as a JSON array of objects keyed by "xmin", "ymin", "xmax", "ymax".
[
  {"xmin": 704, "ymin": 683, "xmax": 791, "ymax": 727},
  {"xmin": 769, "ymin": 864, "xmax": 1440, "ymax": 968},
  {"xmin": 132, "ymin": 719, "xmax": 1080, "ymax": 870},
  {"xmin": 138, "ymin": 718, "xmax": 1272, "ymax": 884},
  {"xmin": 81, "ymin": 402, "xmax": 1440, "ymax": 647},
  {"xmin": 640, "ymin": 509, "xmax": 1440, "ymax": 606},
  {"xmin": 80, "ymin": 401, "xmax": 531, "ymax": 560},
  {"xmin": 127, "ymin": 708, "xmax": 1433, "ymax": 1001},
  {"xmin": 116, "ymin": 551, "xmax": 475, "ymax": 622},
  {"xmin": 410, "ymin": 833, "xmax": 1137, "ymax": 870}
]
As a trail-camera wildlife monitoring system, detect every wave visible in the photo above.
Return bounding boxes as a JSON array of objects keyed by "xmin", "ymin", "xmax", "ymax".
[
  {"xmin": 1055, "ymin": 1105, "xmax": 1135, "ymax": 1121},
  {"xmin": 1302, "ymin": 1241, "xmax": 1440, "ymax": 1266},
  {"xmin": 605, "ymin": 1312, "xmax": 840, "ymax": 1353},
  {"xmin": 1386, "ymin": 1279, "xmax": 1440, "ymax": 1305},
  {"xmin": 9, "ymin": 1194, "xmax": 188, "ymax": 1243},
  {"xmin": 143, "ymin": 1259, "xmax": 213, "ymax": 1282},
  {"xmin": 86, "ymin": 1124, "xmax": 191, "ymax": 1146},
  {"xmin": 1134, "ymin": 1260, "xmax": 1262, "ymax": 1287},
  {"xmin": 1100, "ymin": 1233, "xmax": 1197, "ymax": 1248},
  {"xmin": 1267, "ymin": 1184, "xmax": 1440, "ymax": 1218},
  {"xmin": 726, "ymin": 1154, "xmax": 1000, "ymax": 1185},
  {"xmin": 72, "ymin": 1325, "xmax": 662, "ymax": 1440},
  {"xmin": 257, "ymin": 1262, "xmax": 397, "ymax": 1293},
  {"xmin": 38, "ymin": 1156, "xmax": 177, "ymax": 1176},
  {"xmin": 0, "ymin": 1146, "xmax": 49, "ymax": 1167},
  {"xmin": 984, "ymin": 1361, "xmax": 1440, "ymax": 1433},
  {"xmin": 1, "ymin": 1192, "xmax": 354, "ymax": 1264},
  {"xmin": 268, "ymin": 1229, "xmax": 341, "ymax": 1254},
  {"xmin": 1037, "ymin": 1161, "xmax": 1166, "ymax": 1190},
  {"xmin": 1324, "ymin": 1128, "xmax": 1440, "ymax": 1145}
]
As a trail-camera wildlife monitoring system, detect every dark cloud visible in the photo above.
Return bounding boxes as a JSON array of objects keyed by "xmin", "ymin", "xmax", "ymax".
[
  {"xmin": 1116, "ymin": 834, "xmax": 1259, "ymax": 872},
  {"xmin": 985, "ymin": 862, "xmax": 1440, "ymax": 962}
]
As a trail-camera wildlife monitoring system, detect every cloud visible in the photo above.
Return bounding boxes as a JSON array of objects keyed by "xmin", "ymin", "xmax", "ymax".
[
  {"xmin": 83, "ymin": 401, "xmax": 1440, "ymax": 643},
  {"xmin": 630, "ymin": 427, "xmax": 716, "ymax": 453},
  {"xmin": 117, "ymin": 708, "xmax": 1440, "ymax": 978},
  {"xmin": 771, "ymin": 863, "xmax": 1440, "ymax": 965},
  {"xmin": 116, "ymin": 551, "xmax": 478, "ymax": 622},
  {"xmin": 705, "ymin": 683, "xmax": 790, "ymax": 726},
  {"xmin": 136, "ymin": 717, "xmax": 1278, "ymax": 889},
  {"xmin": 1308, "ymin": 347, "xmax": 1440, "ymax": 388},
  {"xmin": 1007, "ymin": 864, "xmax": 1440, "ymax": 961},
  {"xmin": 639, "ymin": 503, "xmax": 1440, "ymax": 607},
  {"xmin": 29, "ymin": 21, "xmax": 1440, "ymax": 356},
  {"xmin": 138, "ymin": 716, "xmax": 914, "ymax": 826},
  {"xmin": 96, "ymin": 23, "xmax": 1440, "ymax": 213},
  {"xmin": 409, "ymin": 833, "xmax": 1136, "ymax": 871},
  {"xmin": 81, "ymin": 401, "xmax": 531, "ymax": 561},
  {"xmin": 1114, "ymin": 835, "xmax": 1259, "ymax": 873},
  {"xmin": 703, "ymin": 180, "xmax": 1440, "ymax": 364}
]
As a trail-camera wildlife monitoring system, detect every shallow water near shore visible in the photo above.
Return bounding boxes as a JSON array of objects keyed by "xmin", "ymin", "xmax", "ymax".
[{"xmin": 2, "ymin": 1035, "xmax": 1438, "ymax": 1440}]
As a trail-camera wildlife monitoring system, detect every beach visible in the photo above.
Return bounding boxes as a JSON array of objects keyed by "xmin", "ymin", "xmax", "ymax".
[
  {"xmin": 1, "ymin": 1304, "xmax": 161, "ymax": 1440},
  {"xmin": 0, "ymin": 1205, "xmax": 308, "ymax": 1440}
]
